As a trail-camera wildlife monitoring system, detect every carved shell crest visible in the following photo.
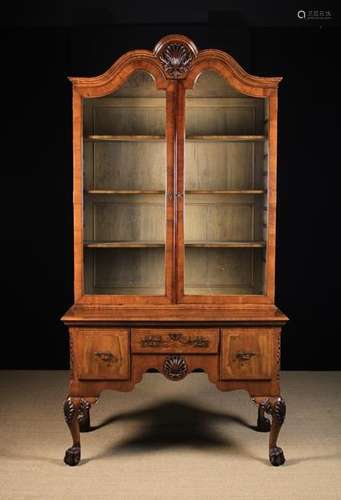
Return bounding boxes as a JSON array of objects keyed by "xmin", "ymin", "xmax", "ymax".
[
  {"xmin": 159, "ymin": 43, "xmax": 194, "ymax": 79},
  {"xmin": 163, "ymin": 355, "xmax": 188, "ymax": 380}
]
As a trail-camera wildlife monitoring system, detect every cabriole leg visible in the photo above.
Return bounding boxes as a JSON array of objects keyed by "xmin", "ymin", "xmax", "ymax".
[
  {"xmin": 265, "ymin": 397, "xmax": 286, "ymax": 466},
  {"xmin": 63, "ymin": 397, "xmax": 81, "ymax": 466}
]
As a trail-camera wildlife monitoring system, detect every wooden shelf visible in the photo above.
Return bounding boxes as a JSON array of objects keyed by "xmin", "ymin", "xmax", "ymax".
[
  {"xmin": 186, "ymin": 135, "xmax": 265, "ymax": 142},
  {"xmin": 185, "ymin": 286, "xmax": 262, "ymax": 295},
  {"xmin": 86, "ymin": 190, "xmax": 165, "ymax": 195},
  {"xmin": 185, "ymin": 190, "xmax": 265, "ymax": 195},
  {"xmin": 84, "ymin": 241, "xmax": 165, "ymax": 248},
  {"xmin": 185, "ymin": 241, "xmax": 266, "ymax": 248},
  {"xmin": 85, "ymin": 135, "xmax": 166, "ymax": 142},
  {"xmin": 86, "ymin": 189, "xmax": 264, "ymax": 195},
  {"xmin": 86, "ymin": 135, "xmax": 264, "ymax": 142},
  {"xmin": 85, "ymin": 241, "xmax": 265, "ymax": 249},
  {"xmin": 85, "ymin": 135, "xmax": 264, "ymax": 142}
]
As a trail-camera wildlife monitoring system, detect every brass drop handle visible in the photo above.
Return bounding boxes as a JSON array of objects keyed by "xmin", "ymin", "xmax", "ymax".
[
  {"xmin": 168, "ymin": 333, "xmax": 183, "ymax": 341},
  {"xmin": 94, "ymin": 352, "xmax": 117, "ymax": 364},
  {"xmin": 141, "ymin": 335, "xmax": 162, "ymax": 347},
  {"xmin": 168, "ymin": 333, "xmax": 209, "ymax": 347},
  {"xmin": 235, "ymin": 351, "xmax": 257, "ymax": 362}
]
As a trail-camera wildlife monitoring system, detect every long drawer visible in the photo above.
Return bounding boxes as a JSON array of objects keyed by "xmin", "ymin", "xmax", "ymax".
[{"xmin": 131, "ymin": 328, "xmax": 219, "ymax": 353}]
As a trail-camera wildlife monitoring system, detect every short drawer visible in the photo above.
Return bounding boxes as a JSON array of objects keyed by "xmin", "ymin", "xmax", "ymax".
[
  {"xmin": 131, "ymin": 328, "xmax": 219, "ymax": 353},
  {"xmin": 220, "ymin": 328, "xmax": 275, "ymax": 380},
  {"xmin": 73, "ymin": 328, "xmax": 130, "ymax": 380}
]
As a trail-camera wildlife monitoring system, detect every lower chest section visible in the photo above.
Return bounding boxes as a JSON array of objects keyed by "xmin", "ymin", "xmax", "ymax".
[{"xmin": 70, "ymin": 326, "xmax": 281, "ymax": 389}]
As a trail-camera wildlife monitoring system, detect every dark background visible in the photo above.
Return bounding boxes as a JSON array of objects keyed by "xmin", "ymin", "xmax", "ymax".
[{"xmin": 1, "ymin": 2, "xmax": 340, "ymax": 369}]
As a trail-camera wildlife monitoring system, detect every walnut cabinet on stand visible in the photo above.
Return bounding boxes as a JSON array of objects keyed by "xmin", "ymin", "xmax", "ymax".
[{"xmin": 62, "ymin": 35, "xmax": 288, "ymax": 466}]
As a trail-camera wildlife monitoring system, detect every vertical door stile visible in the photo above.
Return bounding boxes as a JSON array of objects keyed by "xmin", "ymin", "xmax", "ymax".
[
  {"xmin": 266, "ymin": 92, "xmax": 278, "ymax": 302},
  {"xmin": 175, "ymin": 81, "xmax": 186, "ymax": 302},
  {"xmin": 165, "ymin": 81, "xmax": 177, "ymax": 302},
  {"xmin": 73, "ymin": 88, "xmax": 84, "ymax": 301}
]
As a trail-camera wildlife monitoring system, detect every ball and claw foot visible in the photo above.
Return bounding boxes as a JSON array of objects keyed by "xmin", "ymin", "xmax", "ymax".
[
  {"xmin": 64, "ymin": 445, "xmax": 81, "ymax": 466},
  {"xmin": 269, "ymin": 446, "xmax": 285, "ymax": 466}
]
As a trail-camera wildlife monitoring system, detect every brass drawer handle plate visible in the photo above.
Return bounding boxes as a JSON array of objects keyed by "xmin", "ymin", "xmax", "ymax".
[
  {"xmin": 162, "ymin": 355, "xmax": 188, "ymax": 381},
  {"xmin": 141, "ymin": 333, "xmax": 209, "ymax": 348},
  {"xmin": 234, "ymin": 351, "xmax": 257, "ymax": 363},
  {"xmin": 94, "ymin": 351, "xmax": 118, "ymax": 366}
]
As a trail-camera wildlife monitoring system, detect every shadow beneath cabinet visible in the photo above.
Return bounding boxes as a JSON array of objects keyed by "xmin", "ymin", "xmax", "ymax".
[{"xmin": 92, "ymin": 399, "xmax": 254, "ymax": 456}]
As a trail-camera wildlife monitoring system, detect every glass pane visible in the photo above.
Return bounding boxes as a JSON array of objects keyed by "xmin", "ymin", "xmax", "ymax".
[
  {"xmin": 83, "ymin": 71, "xmax": 166, "ymax": 295},
  {"xmin": 184, "ymin": 71, "xmax": 268, "ymax": 295}
]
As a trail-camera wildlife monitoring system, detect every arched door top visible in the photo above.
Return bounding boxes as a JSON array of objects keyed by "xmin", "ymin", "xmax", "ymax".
[{"xmin": 68, "ymin": 35, "xmax": 282, "ymax": 98}]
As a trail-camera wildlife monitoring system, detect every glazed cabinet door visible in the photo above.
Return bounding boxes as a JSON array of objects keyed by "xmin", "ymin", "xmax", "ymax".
[
  {"xmin": 73, "ymin": 329, "xmax": 130, "ymax": 380},
  {"xmin": 177, "ymin": 70, "xmax": 273, "ymax": 304},
  {"xmin": 220, "ymin": 328, "xmax": 275, "ymax": 380},
  {"xmin": 79, "ymin": 70, "xmax": 175, "ymax": 304}
]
